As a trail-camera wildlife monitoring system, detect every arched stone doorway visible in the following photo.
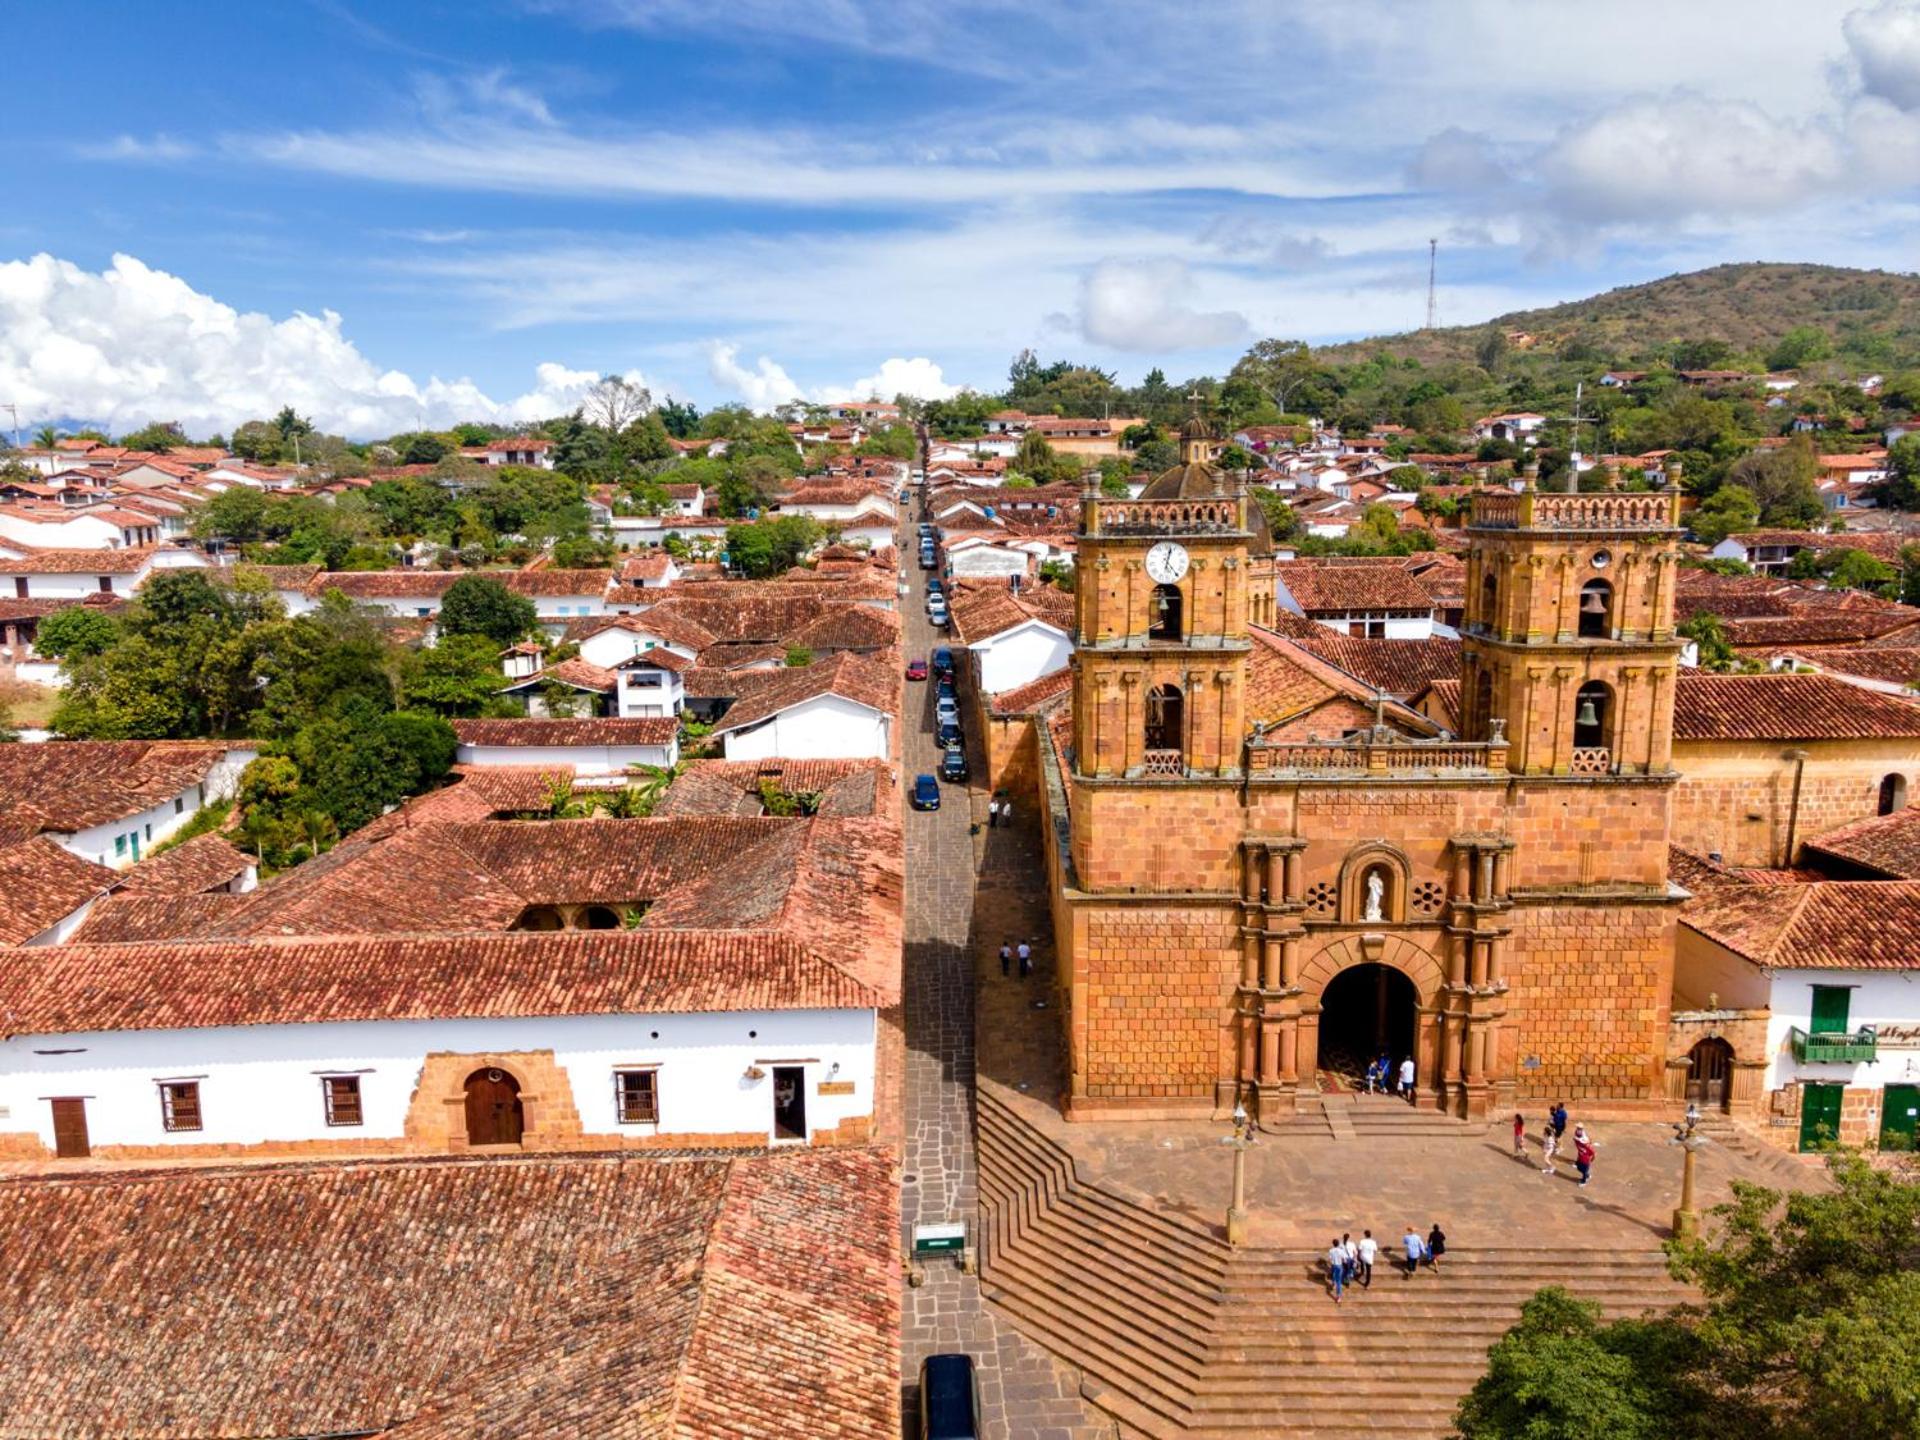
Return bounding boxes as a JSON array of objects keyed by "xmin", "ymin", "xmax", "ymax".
[
  {"xmin": 1318, "ymin": 963, "xmax": 1419, "ymax": 1085},
  {"xmin": 1685, "ymin": 1038, "xmax": 1733, "ymax": 1112},
  {"xmin": 464, "ymin": 1067, "xmax": 524, "ymax": 1145}
]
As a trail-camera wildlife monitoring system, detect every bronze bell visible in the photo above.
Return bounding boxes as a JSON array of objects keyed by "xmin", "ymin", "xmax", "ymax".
[
  {"xmin": 1580, "ymin": 589, "xmax": 1608, "ymax": 615},
  {"xmin": 1576, "ymin": 696, "xmax": 1600, "ymax": 728}
]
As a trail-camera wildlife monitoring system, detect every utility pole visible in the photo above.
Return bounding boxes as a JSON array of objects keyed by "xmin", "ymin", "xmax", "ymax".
[{"xmin": 1424, "ymin": 239, "xmax": 1438, "ymax": 332}]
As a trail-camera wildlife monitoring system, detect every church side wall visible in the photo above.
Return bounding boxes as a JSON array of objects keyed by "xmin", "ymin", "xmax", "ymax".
[{"xmin": 1670, "ymin": 738, "xmax": 1920, "ymax": 867}]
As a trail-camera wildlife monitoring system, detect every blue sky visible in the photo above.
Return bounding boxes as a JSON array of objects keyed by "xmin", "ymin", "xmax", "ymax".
[{"xmin": 3, "ymin": 0, "xmax": 1919, "ymax": 436}]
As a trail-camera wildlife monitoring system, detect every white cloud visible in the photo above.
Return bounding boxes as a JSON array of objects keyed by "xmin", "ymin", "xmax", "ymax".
[
  {"xmin": 817, "ymin": 357, "xmax": 961, "ymax": 403},
  {"xmin": 0, "ymin": 253, "xmax": 644, "ymax": 438},
  {"xmin": 1077, "ymin": 258, "xmax": 1248, "ymax": 351},
  {"xmin": 705, "ymin": 342, "xmax": 804, "ymax": 409},
  {"xmin": 1536, "ymin": 96, "xmax": 1848, "ymax": 224},
  {"xmin": 1845, "ymin": 0, "xmax": 1920, "ymax": 110},
  {"xmin": 1407, "ymin": 128, "xmax": 1510, "ymax": 190},
  {"xmin": 707, "ymin": 344, "xmax": 963, "ymax": 408}
]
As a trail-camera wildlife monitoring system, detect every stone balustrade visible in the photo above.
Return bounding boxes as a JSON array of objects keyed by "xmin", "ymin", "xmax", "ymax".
[
  {"xmin": 1091, "ymin": 497, "xmax": 1244, "ymax": 536},
  {"xmin": 1246, "ymin": 735, "xmax": 1509, "ymax": 777},
  {"xmin": 1470, "ymin": 489, "xmax": 1680, "ymax": 533}
]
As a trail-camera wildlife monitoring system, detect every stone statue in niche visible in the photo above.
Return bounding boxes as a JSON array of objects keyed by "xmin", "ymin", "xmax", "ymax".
[{"xmin": 1363, "ymin": 868, "xmax": 1386, "ymax": 923}]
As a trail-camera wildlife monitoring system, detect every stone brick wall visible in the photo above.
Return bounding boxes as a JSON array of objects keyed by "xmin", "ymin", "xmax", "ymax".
[
  {"xmin": 1072, "ymin": 902, "xmax": 1238, "ymax": 1106},
  {"xmin": 1071, "ymin": 781, "xmax": 1246, "ymax": 894},
  {"xmin": 981, "ymin": 708, "xmax": 1040, "ymax": 799},
  {"xmin": 1502, "ymin": 903, "xmax": 1676, "ymax": 1102},
  {"xmin": 1671, "ymin": 737, "xmax": 1920, "ymax": 866}
]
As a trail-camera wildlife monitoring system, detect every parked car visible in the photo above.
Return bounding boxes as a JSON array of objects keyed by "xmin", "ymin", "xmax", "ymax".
[
  {"xmin": 927, "ymin": 576, "xmax": 943, "ymax": 594},
  {"xmin": 936, "ymin": 696, "xmax": 960, "ymax": 726},
  {"xmin": 940, "ymin": 744, "xmax": 970, "ymax": 783},
  {"xmin": 932, "ymin": 646, "xmax": 955, "ymax": 679},
  {"xmin": 910, "ymin": 774, "xmax": 942, "ymax": 811},
  {"xmin": 929, "ymin": 603, "xmax": 950, "ymax": 629},
  {"xmin": 936, "ymin": 677, "xmax": 956, "ymax": 701},
  {"xmin": 937, "ymin": 718, "xmax": 962, "ymax": 747},
  {"xmin": 919, "ymin": 549, "xmax": 937, "ymax": 570},
  {"xmin": 906, "ymin": 657, "xmax": 929, "ymax": 681},
  {"xmin": 919, "ymin": 1354, "xmax": 980, "ymax": 1440}
]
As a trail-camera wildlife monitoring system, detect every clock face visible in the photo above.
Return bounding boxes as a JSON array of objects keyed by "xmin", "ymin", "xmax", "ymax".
[{"xmin": 1145, "ymin": 541, "xmax": 1190, "ymax": 585}]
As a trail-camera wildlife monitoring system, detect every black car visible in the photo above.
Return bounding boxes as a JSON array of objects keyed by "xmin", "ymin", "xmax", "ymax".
[
  {"xmin": 936, "ymin": 717, "xmax": 962, "ymax": 747},
  {"xmin": 910, "ymin": 773, "xmax": 941, "ymax": 811},
  {"xmin": 931, "ymin": 646, "xmax": 955, "ymax": 679},
  {"xmin": 936, "ymin": 677, "xmax": 957, "ymax": 702},
  {"xmin": 940, "ymin": 744, "xmax": 969, "ymax": 782},
  {"xmin": 919, "ymin": 1354, "xmax": 980, "ymax": 1440}
]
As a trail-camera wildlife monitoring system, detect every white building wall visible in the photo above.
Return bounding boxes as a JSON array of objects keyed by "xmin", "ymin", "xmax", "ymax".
[
  {"xmin": 949, "ymin": 548, "xmax": 1030, "ymax": 580},
  {"xmin": 722, "ymin": 693, "xmax": 891, "ymax": 761},
  {"xmin": 0, "ymin": 1008, "xmax": 875, "ymax": 1151},
  {"xmin": 455, "ymin": 740, "xmax": 677, "ymax": 774},
  {"xmin": 970, "ymin": 622, "xmax": 1071, "ymax": 694},
  {"xmin": 56, "ymin": 749, "xmax": 255, "ymax": 868},
  {"xmin": 0, "ymin": 568, "xmax": 148, "ymax": 600},
  {"xmin": 1764, "ymin": 968, "xmax": 1920, "ymax": 1094}
]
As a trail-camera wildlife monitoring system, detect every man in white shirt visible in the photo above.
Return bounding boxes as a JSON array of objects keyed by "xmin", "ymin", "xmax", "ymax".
[
  {"xmin": 1402, "ymin": 1227, "xmax": 1424, "ymax": 1278},
  {"xmin": 1398, "ymin": 1056, "xmax": 1416, "ymax": 1105},
  {"xmin": 1356, "ymin": 1230, "xmax": 1378, "ymax": 1289}
]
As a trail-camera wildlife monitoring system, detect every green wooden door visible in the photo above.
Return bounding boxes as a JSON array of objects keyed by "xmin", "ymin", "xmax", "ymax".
[
  {"xmin": 1800, "ymin": 1083, "xmax": 1844, "ymax": 1151},
  {"xmin": 1809, "ymin": 986, "xmax": 1851, "ymax": 1035},
  {"xmin": 1881, "ymin": 1085, "xmax": 1920, "ymax": 1153}
]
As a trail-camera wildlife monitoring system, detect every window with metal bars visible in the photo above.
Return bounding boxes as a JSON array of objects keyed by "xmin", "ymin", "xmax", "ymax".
[
  {"xmin": 159, "ymin": 1081, "xmax": 202, "ymax": 1132},
  {"xmin": 322, "ymin": 1076, "xmax": 363, "ymax": 1127},
  {"xmin": 614, "ymin": 1069, "xmax": 659, "ymax": 1125}
]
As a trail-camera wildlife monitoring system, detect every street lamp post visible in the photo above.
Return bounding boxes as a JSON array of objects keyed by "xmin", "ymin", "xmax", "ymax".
[
  {"xmin": 1671, "ymin": 1101, "xmax": 1707, "ymax": 1241},
  {"xmin": 1223, "ymin": 1103, "xmax": 1255, "ymax": 1246}
]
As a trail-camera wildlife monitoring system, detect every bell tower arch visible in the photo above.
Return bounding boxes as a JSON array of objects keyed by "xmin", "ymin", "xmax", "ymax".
[{"xmin": 1459, "ymin": 487, "xmax": 1684, "ymax": 776}]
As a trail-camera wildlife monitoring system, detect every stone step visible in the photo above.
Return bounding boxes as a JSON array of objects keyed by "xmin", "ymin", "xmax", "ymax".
[{"xmin": 982, "ymin": 1213, "xmax": 1223, "ymax": 1346}]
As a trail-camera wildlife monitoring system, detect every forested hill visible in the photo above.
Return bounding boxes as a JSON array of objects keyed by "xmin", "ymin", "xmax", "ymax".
[{"xmin": 1318, "ymin": 263, "xmax": 1920, "ymax": 369}]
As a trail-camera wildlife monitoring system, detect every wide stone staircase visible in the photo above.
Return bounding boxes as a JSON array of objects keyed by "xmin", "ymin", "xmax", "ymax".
[{"xmin": 976, "ymin": 1087, "xmax": 1687, "ymax": 1438}]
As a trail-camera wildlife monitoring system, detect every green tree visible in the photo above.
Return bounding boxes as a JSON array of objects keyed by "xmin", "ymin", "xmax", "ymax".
[
  {"xmin": 33, "ymin": 606, "xmax": 117, "ymax": 659},
  {"xmin": 784, "ymin": 645, "xmax": 814, "ymax": 667},
  {"xmin": 1689, "ymin": 485, "xmax": 1761, "ymax": 545},
  {"xmin": 1233, "ymin": 339, "xmax": 1320, "ymax": 414},
  {"xmin": 191, "ymin": 485, "xmax": 272, "ymax": 543},
  {"xmin": 1882, "ymin": 434, "xmax": 1920, "ymax": 511},
  {"xmin": 1678, "ymin": 612, "xmax": 1754, "ymax": 672},
  {"xmin": 1455, "ymin": 1288, "xmax": 1706, "ymax": 1440},
  {"xmin": 118, "ymin": 420, "xmax": 187, "ymax": 451},
  {"xmin": 725, "ymin": 514, "xmax": 822, "ymax": 579},
  {"xmin": 229, "ymin": 420, "xmax": 283, "ymax": 463},
  {"xmin": 1767, "ymin": 325, "xmax": 1833, "ymax": 372},
  {"xmin": 1826, "ymin": 548, "xmax": 1898, "ymax": 594},
  {"xmin": 399, "ymin": 633, "xmax": 512, "ymax": 716},
  {"xmin": 436, "ymin": 574, "xmax": 537, "ymax": 646}
]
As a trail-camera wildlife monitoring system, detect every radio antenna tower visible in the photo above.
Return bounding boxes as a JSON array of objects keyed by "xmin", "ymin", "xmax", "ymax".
[{"xmin": 1424, "ymin": 238, "xmax": 1438, "ymax": 331}]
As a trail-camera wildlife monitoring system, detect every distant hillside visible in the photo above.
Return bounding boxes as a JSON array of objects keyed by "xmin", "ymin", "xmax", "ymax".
[{"xmin": 1318, "ymin": 263, "xmax": 1920, "ymax": 369}]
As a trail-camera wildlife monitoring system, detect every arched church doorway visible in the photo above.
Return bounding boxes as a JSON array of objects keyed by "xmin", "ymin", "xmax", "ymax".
[
  {"xmin": 1685, "ymin": 1038, "xmax": 1733, "ymax": 1112},
  {"xmin": 1318, "ymin": 963, "xmax": 1418, "ymax": 1088},
  {"xmin": 464, "ymin": 1067, "xmax": 524, "ymax": 1146}
]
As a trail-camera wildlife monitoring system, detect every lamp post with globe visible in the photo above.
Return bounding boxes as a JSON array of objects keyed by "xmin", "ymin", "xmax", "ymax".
[{"xmin": 1671, "ymin": 1102, "xmax": 1708, "ymax": 1241}]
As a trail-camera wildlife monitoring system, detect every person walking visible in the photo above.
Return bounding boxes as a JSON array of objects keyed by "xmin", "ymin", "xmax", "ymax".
[
  {"xmin": 1017, "ymin": 940, "xmax": 1033, "ymax": 978},
  {"xmin": 1426, "ymin": 1222, "xmax": 1447, "ymax": 1272},
  {"xmin": 1326, "ymin": 1238, "xmax": 1347, "ymax": 1303},
  {"xmin": 1540, "ymin": 1124, "xmax": 1559, "ymax": 1175},
  {"xmin": 1512, "ymin": 1111, "xmax": 1527, "ymax": 1158},
  {"xmin": 999, "ymin": 940, "xmax": 1012, "ymax": 978},
  {"xmin": 1573, "ymin": 1125, "xmax": 1597, "ymax": 1188},
  {"xmin": 1356, "ymin": 1230, "xmax": 1377, "ymax": 1289},
  {"xmin": 1000, "ymin": 797, "xmax": 1014, "ymax": 827},
  {"xmin": 1550, "ymin": 1101, "xmax": 1569, "ymax": 1142},
  {"xmin": 1340, "ymin": 1233, "xmax": 1358, "ymax": 1292},
  {"xmin": 1398, "ymin": 1055, "xmax": 1416, "ymax": 1106},
  {"xmin": 1401, "ymin": 1226, "xmax": 1424, "ymax": 1278}
]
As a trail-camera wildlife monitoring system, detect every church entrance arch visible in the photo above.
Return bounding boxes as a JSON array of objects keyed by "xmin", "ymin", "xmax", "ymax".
[{"xmin": 1318, "ymin": 964, "xmax": 1418, "ymax": 1084}]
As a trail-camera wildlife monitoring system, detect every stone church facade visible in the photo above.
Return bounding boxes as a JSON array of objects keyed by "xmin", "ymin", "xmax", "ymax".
[{"xmin": 1036, "ymin": 439, "xmax": 1688, "ymax": 1123}]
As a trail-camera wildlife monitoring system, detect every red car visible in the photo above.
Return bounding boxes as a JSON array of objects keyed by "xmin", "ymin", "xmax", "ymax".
[{"xmin": 906, "ymin": 657, "xmax": 929, "ymax": 681}]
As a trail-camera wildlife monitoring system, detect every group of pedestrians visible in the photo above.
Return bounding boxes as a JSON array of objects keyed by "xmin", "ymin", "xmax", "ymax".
[
  {"xmin": 998, "ymin": 937, "xmax": 1035, "ymax": 979},
  {"xmin": 985, "ymin": 796, "xmax": 1015, "ymax": 827},
  {"xmin": 1326, "ymin": 1223, "xmax": 1447, "ymax": 1302},
  {"xmin": 1513, "ymin": 1101, "xmax": 1598, "ymax": 1186},
  {"xmin": 1362, "ymin": 1052, "xmax": 1419, "ymax": 1106}
]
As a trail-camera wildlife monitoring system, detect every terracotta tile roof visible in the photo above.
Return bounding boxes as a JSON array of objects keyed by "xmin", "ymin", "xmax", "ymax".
[
  {"xmin": 991, "ymin": 666, "xmax": 1075, "ymax": 715},
  {"xmin": 118, "ymin": 833, "xmax": 252, "ymax": 895},
  {"xmin": 1247, "ymin": 627, "xmax": 1436, "ymax": 734},
  {"xmin": 656, "ymin": 759, "xmax": 894, "ymax": 817},
  {"xmin": 1803, "ymin": 806, "xmax": 1920, "ymax": 879},
  {"xmin": 632, "ymin": 591, "xmax": 900, "ymax": 654},
  {"xmin": 946, "ymin": 582, "xmax": 1073, "ymax": 647},
  {"xmin": 500, "ymin": 566, "xmax": 614, "ymax": 597},
  {"xmin": 0, "ymin": 927, "xmax": 883, "ymax": 1035},
  {"xmin": 233, "ymin": 561, "xmax": 323, "ymax": 589},
  {"xmin": 0, "ymin": 741, "xmax": 243, "ymax": 840},
  {"xmin": 0, "ymin": 1148, "xmax": 898, "ymax": 1440},
  {"xmin": 484, "ymin": 434, "xmax": 553, "ymax": 452},
  {"xmin": 0, "ymin": 837, "xmax": 118, "ymax": 944},
  {"xmin": 618, "ymin": 549, "xmax": 677, "ymax": 581},
  {"xmin": 1671, "ymin": 673, "xmax": 1920, "ymax": 741},
  {"xmin": 0, "ymin": 545, "xmax": 158, "ymax": 574},
  {"xmin": 501, "ymin": 656, "xmax": 620, "ymax": 694},
  {"xmin": 1748, "ymin": 646, "xmax": 1920, "ymax": 688},
  {"xmin": 1680, "ymin": 872, "xmax": 1920, "ymax": 970},
  {"xmin": 452, "ymin": 717, "xmax": 677, "ymax": 746},
  {"xmin": 708, "ymin": 650, "xmax": 899, "ymax": 734},
  {"xmin": 67, "ymin": 890, "xmax": 245, "ymax": 943},
  {"xmin": 1287, "ymin": 632, "xmax": 1463, "ymax": 700},
  {"xmin": 1721, "ymin": 612, "xmax": 1920, "ymax": 647},
  {"xmin": 1275, "ymin": 558, "xmax": 1435, "ymax": 612},
  {"xmin": 310, "ymin": 568, "xmax": 613, "ymax": 601}
]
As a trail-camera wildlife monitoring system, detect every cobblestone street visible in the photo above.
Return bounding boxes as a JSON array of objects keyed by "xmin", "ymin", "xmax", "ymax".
[{"xmin": 897, "ymin": 506, "xmax": 1115, "ymax": 1439}]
